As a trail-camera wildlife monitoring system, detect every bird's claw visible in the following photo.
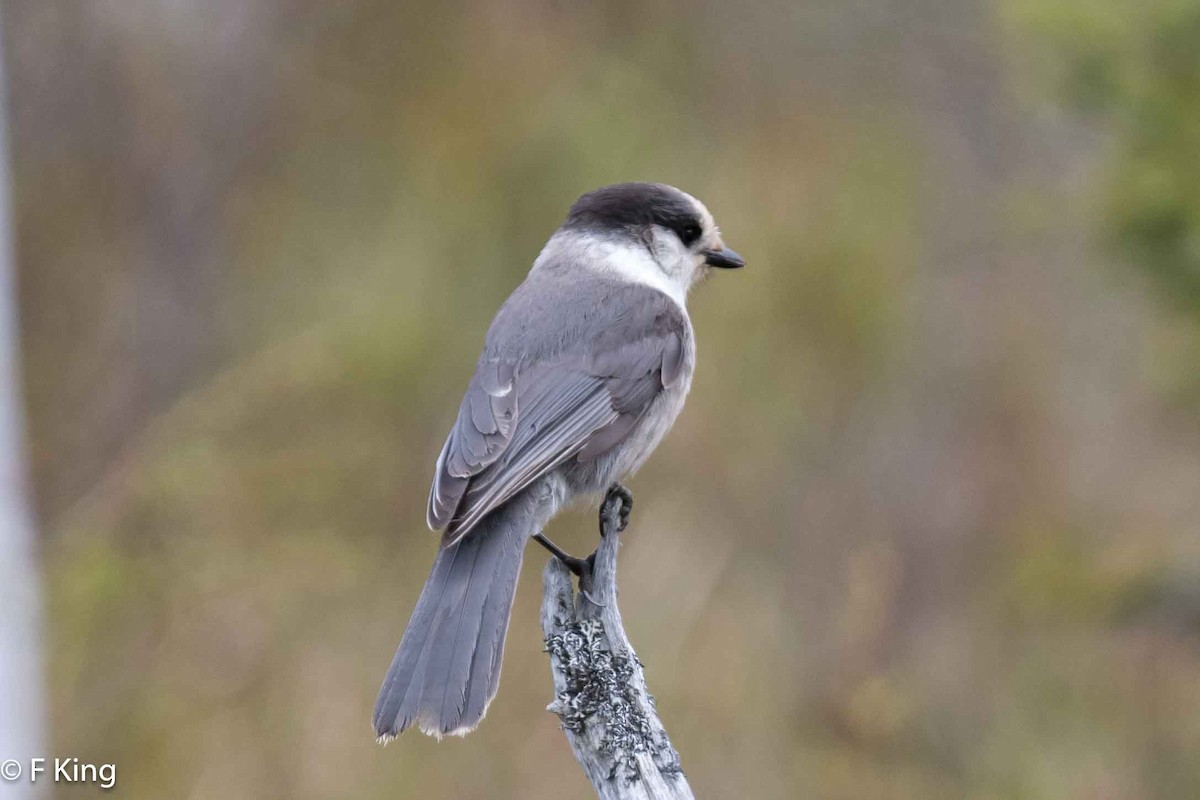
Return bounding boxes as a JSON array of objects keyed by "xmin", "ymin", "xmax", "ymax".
[{"xmin": 599, "ymin": 483, "xmax": 633, "ymax": 536}]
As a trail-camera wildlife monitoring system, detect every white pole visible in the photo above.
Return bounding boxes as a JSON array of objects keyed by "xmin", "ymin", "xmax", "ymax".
[{"xmin": 0, "ymin": 4, "xmax": 47, "ymax": 797}]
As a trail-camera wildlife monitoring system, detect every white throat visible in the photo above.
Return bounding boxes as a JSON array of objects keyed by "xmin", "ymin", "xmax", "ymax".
[{"xmin": 535, "ymin": 232, "xmax": 692, "ymax": 308}]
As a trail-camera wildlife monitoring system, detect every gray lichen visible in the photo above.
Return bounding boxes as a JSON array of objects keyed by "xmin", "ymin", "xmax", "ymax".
[{"xmin": 545, "ymin": 618, "xmax": 683, "ymax": 784}]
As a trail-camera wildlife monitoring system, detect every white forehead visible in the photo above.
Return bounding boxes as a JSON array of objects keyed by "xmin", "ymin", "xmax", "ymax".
[
  {"xmin": 676, "ymin": 188, "xmax": 710, "ymax": 221},
  {"xmin": 674, "ymin": 187, "xmax": 715, "ymax": 230}
]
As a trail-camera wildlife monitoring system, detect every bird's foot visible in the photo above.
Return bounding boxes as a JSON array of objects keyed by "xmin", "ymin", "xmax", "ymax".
[
  {"xmin": 532, "ymin": 533, "xmax": 595, "ymax": 578},
  {"xmin": 599, "ymin": 483, "xmax": 633, "ymax": 536},
  {"xmin": 533, "ymin": 483, "xmax": 630, "ymax": 603}
]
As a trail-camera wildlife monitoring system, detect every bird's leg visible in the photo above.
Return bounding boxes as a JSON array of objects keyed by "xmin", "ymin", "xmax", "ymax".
[
  {"xmin": 563, "ymin": 483, "xmax": 634, "ymax": 608},
  {"xmin": 598, "ymin": 483, "xmax": 633, "ymax": 537},
  {"xmin": 532, "ymin": 532, "xmax": 593, "ymax": 578},
  {"xmin": 533, "ymin": 483, "xmax": 632, "ymax": 582}
]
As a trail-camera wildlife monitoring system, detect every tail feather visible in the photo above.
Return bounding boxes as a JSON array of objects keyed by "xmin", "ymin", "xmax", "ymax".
[
  {"xmin": 373, "ymin": 491, "xmax": 535, "ymax": 739},
  {"xmin": 461, "ymin": 518, "xmax": 526, "ymax": 724},
  {"xmin": 430, "ymin": 529, "xmax": 489, "ymax": 729}
]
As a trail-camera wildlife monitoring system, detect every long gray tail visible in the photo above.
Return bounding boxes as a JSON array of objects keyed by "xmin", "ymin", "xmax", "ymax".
[{"xmin": 373, "ymin": 492, "xmax": 535, "ymax": 740}]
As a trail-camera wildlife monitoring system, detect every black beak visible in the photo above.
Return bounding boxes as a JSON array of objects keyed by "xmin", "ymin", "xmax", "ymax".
[{"xmin": 703, "ymin": 247, "xmax": 745, "ymax": 269}]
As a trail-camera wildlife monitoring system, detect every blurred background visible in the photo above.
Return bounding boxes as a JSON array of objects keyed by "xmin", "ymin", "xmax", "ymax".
[{"xmin": 2, "ymin": 0, "xmax": 1200, "ymax": 797}]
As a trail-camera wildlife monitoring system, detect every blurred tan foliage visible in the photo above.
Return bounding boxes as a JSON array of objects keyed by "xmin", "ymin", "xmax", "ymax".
[{"xmin": 8, "ymin": 1, "xmax": 1200, "ymax": 798}]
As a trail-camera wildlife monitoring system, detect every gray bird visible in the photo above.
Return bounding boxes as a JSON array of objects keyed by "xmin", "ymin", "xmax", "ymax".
[{"xmin": 373, "ymin": 182, "xmax": 744, "ymax": 740}]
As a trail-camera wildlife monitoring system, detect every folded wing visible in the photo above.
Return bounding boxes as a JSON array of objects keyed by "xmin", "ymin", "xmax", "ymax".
[{"xmin": 427, "ymin": 299, "xmax": 687, "ymax": 546}]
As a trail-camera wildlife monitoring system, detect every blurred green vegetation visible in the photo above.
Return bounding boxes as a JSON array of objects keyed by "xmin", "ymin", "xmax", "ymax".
[
  {"xmin": 1006, "ymin": 0, "xmax": 1200, "ymax": 401},
  {"xmin": 1011, "ymin": 0, "xmax": 1200, "ymax": 305},
  {"xmin": 8, "ymin": 1, "xmax": 1200, "ymax": 798}
]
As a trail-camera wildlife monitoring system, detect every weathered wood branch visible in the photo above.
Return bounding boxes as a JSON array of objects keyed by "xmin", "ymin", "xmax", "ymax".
[{"xmin": 540, "ymin": 492, "xmax": 695, "ymax": 800}]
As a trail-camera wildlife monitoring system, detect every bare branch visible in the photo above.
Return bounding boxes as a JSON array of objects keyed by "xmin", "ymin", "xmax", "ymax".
[{"xmin": 540, "ymin": 492, "xmax": 695, "ymax": 800}]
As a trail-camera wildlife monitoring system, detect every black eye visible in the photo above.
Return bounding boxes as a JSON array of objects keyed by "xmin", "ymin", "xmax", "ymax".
[{"xmin": 678, "ymin": 223, "xmax": 702, "ymax": 246}]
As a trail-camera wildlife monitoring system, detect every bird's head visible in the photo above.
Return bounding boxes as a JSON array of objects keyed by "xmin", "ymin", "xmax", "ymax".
[{"xmin": 544, "ymin": 182, "xmax": 744, "ymax": 304}]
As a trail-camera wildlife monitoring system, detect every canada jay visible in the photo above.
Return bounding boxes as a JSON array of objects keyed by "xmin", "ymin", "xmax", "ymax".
[{"xmin": 373, "ymin": 182, "xmax": 744, "ymax": 740}]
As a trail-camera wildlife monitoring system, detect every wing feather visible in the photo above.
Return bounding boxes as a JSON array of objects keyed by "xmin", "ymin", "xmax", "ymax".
[
  {"xmin": 426, "ymin": 280, "xmax": 690, "ymax": 542},
  {"xmin": 444, "ymin": 378, "xmax": 617, "ymax": 543}
]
